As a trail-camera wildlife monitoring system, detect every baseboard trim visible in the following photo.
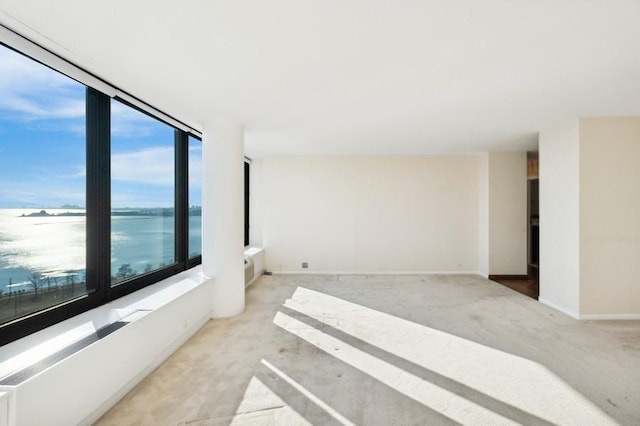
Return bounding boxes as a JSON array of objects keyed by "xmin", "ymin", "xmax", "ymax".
[
  {"xmin": 579, "ymin": 314, "xmax": 640, "ymax": 320},
  {"xmin": 488, "ymin": 274, "xmax": 529, "ymax": 281},
  {"xmin": 538, "ymin": 297, "xmax": 580, "ymax": 319},
  {"xmin": 271, "ymin": 270, "xmax": 482, "ymax": 276},
  {"xmin": 538, "ymin": 298, "xmax": 640, "ymax": 320}
]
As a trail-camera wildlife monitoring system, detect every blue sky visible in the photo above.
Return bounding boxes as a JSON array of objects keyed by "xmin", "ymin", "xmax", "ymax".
[{"xmin": 0, "ymin": 45, "xmax": 201, "ymax": 209}]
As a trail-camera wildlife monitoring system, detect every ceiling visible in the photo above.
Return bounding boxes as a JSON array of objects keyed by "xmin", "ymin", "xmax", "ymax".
[{"xmin": 1, "ymin": 1, "xmax": 640, "ymax": 158}]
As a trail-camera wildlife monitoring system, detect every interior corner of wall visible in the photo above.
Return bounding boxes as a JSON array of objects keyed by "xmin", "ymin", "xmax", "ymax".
[{"xmin": 539, "ymin": 297, "xmax": 580, "ymax": 320}]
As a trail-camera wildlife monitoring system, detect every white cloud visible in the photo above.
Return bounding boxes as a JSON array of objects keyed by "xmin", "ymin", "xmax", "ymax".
[
  {"xmin": 0, "ymin": 186, "xmax": 84, "ymax": 207},
  {"xmin": 0, "ymin": 94, "xmax": 84, "ymax": 120},
  {"xmin": 0, "ymin": 47, "xmax": 165, "ymax": 137},
  {"xmin": 0, "ymin": 47, "xmax": 85, "ymax": 121},
  {"xmin": 59, "ymin": 165, "xmax": 86, "ymax": 180},
  {"xmin": 112, "ymin": 146, "xmax": 174, "ymax": 185},
  {"xmin": 0, "ymin": 188, "xmax": 38, "ymax": 203},
  {"xmin": 111, "ymin": 191, "xmax": 172, "ymax": 208},
  {"xmin": 188, "ymin": 145, "xmax": 202, "ymax": 187},
  {"xmin": 111, "ymin": 101, "xmax": 164, "ymax": 138}
]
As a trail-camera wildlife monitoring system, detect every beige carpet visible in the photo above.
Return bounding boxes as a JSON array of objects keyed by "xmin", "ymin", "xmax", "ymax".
[{"xmin": 97, "ymin": 274, "xmax": 640, "ymax": 425}]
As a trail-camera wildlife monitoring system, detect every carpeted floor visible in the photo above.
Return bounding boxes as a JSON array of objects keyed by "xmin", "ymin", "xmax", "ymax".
[{"xmin": 96, "ymin": 274, "xmax": 640, "ymax": 425}]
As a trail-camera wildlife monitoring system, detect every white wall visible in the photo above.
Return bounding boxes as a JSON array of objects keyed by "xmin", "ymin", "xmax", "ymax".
[
  {"xmin": 539, "ymin": 120, "xmax": 581, "ymax": 318},
  {"xmin": 579, "ymin": 118, "xmax": 640, "ymax": 317},
  {"xmin": 488, "ymin": 152, "xmax": 528, "ymax": 275},
  {"xmin": 262, "ymin": 156, "xmax": 480, "ymax": 273},
  {"xmin": 478, "ymin": 153, "xmax": 490, "ymax": 277},
  {"xmin": 539, "ymin": 117, "xmax": 640, "ymax": 319}
]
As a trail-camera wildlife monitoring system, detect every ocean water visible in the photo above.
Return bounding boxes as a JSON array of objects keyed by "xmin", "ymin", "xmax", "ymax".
[{"xmin": 0, "ymin": 208, "xmax": 202, "ymax": 293}]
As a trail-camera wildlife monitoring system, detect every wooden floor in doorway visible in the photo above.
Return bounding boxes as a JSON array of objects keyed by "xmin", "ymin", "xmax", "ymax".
[{"xmin": 489, "ymin": 276, "xmax": 539, "ymax": 300}]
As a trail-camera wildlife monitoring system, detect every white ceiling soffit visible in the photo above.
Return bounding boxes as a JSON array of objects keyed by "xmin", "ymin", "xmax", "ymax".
[{"xmin": 1, "ymin": 1, "xmax": 640, "ymax": 158}]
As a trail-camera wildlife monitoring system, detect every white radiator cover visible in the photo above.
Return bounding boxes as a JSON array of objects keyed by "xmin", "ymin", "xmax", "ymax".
[
  {"xmin": 0, "ymin": 391, "xmax": 10, "ymax": 426},
  {"xmin": 0, "ymin": 249, "xmax": 266, "ymax": 426},
  {"xmin": 245, "ymin": 247, "xmax": 265, "ymax": 287},
  {"xmin": 0, "ymin": 267, "xmax": 212, "ymax": 426}
]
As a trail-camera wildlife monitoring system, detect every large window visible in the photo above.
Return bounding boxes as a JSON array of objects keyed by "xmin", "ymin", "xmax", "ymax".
[
  {"xmin": 0, "ymin": 42, "xmax": 202, "ymax": 345},
  {"xmin": 111, "ymin": 100, "xmax": 176, "ymax": 285},
  {"xmin": 0, "ymin": 45, "xmax": 88, "ymax": 325},
  {"xmin": 188, "ymin": 136, "xmax": 202, "ymax": 258}
]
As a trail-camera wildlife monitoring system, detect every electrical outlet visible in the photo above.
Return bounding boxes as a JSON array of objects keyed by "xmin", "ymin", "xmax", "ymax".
[{"xmin": 302, "ymin": 262, "xmax": 309, "ymax": 269}]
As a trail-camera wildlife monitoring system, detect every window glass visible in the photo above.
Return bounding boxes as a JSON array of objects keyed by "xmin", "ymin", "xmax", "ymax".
[
  {"xmin": 0, "ymin": 45, "xmax": 87, "ymax": 323},
  {"xmin": 110, "ymin": 99, "xmax": 175, "ymax": 285},
  {"xmin": 188, "ymin": 136, "xmax": 202, "ymax": 258}
]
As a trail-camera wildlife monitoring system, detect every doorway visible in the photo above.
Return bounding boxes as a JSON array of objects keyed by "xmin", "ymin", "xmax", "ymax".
[{"xmin": 490, "ymin": 152, "xmax": 539, "ymax": 299}]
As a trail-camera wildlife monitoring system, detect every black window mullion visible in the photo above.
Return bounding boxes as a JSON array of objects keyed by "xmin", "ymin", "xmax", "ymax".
[
  {"xmin": 244, "ymin": 161, "xmax": 250, "ymax": 247},
  {"xmin": 175, "ymin": 130, "xmax": 189, "ymax": 267},
  {"xmin": 86, "ymin": 87, "xmax": 111, "ymax": 302}
]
